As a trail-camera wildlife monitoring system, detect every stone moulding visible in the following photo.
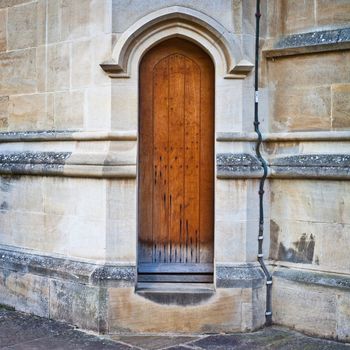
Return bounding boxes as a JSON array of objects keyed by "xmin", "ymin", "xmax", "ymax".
[
  {"xmin": 0, "ymin": 247, "xmax": 136, "ymax": 287},
  {"xmin": 264, "ymin": 27, "xmax": 350, "ymax": 58},
  {"xmin": 0, "ymin": 130, "xmax": 349, "ymax": 143},
  {"xmin": 217, "ymin": 153, "xmax": 350, "ymax": 180},
  {"xmin": 0, "ymin": 151, "xmax": 137, "ymax": 179},
  {"xmin": 273, "ymin": 267, "xmax": 350, "ymax": 291},
  {"xmin": 216, "ymin": 131, "xmax": 350, "ymax": 142},
  {"xmin": 1, "ymin": 151, "xmax": 349, "ymax": 180},
  {"xmin": 216, "ymin": 264, "xmax": 265, "ymax": 289},
  {"xmin": 0, "ymin": 130, "xmax": 138, "ymax": 142},
  {"xmin": 217, "ymin": 153, "xmax": 265, "ymax": 179},
  {"xmin": 100, "ymin": 6, "xmax": 253, "ymax": 79},
  {"xmin": 0, "ymin": 246, "xmax": 264, "ymax": 290}
]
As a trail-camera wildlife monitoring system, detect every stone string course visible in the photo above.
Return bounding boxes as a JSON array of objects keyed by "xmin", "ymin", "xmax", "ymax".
[
  {"xmin": 0, "ymin": 151, "xmax": 349, "ymax": 179},
  {"xmin": 217, "ymin": 153, "xmax": 350, "ymax": 179}
]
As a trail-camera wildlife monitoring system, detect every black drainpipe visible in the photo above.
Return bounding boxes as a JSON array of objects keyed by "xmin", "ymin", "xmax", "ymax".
[{"xmin": 254, "ymin": 0, "xmax": 272, "ymax": 326}]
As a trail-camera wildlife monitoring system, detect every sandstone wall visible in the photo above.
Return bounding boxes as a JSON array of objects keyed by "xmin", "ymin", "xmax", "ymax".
[
  {"xmin": 260, "ymin": 0, "xmax": 350, "ymax": 341},
  {"xmin": 0, "ymin": 0, "xmax": 112, "ymax": 132}
]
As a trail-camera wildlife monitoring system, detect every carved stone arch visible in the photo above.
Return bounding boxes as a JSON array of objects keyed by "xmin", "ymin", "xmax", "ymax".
[{"xmin": 101, "ymin": 6, "xmax": 253, "ymax": 79}]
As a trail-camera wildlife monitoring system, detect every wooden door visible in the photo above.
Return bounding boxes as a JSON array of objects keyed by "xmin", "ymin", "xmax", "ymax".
[{"xmin": 138, "ymin": 38, "xmax": 214, "ymax": 282}]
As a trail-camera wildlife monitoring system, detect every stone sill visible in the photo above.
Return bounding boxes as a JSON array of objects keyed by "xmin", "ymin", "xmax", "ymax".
[
  {"xmin": 264, "ymin": 27, "xmax": 350, "ymax": 58},
  {"xmin": 273, "ymin": 267, "xmax": 350, "ymax": 291},
  {"xmin": 264, "ymin": 41, "xmax": 350, "ymax": 58}
]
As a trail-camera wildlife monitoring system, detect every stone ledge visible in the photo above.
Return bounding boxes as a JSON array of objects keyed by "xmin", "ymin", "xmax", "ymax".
[
  {"xmin": 216, "ymin": 131, "xmax": 350, "ymax": 142},
  {"xmin": 0, "ymin": 247, "xmax": 265, "ymax": 289},
  {"xmin": 216, "ymin": 264, "xmax": 265, "ymax": 288},
  {"xmin": 1, "ymin": 130, "xmax": 349, "ymax": 143},
  {"xmin": 0, "ymin": 130, "xmax": 138, "ymax": 142},
  {"xmin": 0, "ymin": 151, "xmax": 137, "ymax": 179},
  {"xmin": 217, "ymin": 153, "xmax": 350, "ymax": 180},
  {"xmin": 0, "ymin": 247, "xmax": 136, "ymax": 287},
  {"xmin": 216, "ymin": 153, "xmax": 264, "ymax": 179},
  {"xmin": 273, "ymin": 267, "xmax": 350, "ymax": 291},
  {"xmin": 264, "ymin": 27, "xmax": 350, "ymax": 58}
]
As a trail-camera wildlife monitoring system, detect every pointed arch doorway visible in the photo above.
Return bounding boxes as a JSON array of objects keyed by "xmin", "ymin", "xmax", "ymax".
[{"xmin": 138, "ymin": 38, "xmax": 214, "ymax": 285}]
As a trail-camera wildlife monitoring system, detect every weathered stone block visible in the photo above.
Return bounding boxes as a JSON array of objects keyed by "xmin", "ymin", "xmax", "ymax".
[
  {"xmin": 91, "ymin": 34, "xmax": 114, "ymax": 86},
  {"xmin": 112, "ymin": 0, "xmax": 234, "ymax": 33},
  {"xmin": 0, "ymin": 95, "xmax": 8, "ymax": 129},
  {"xmin": 54, "ymin": 91, "xmax": 84, "ymax": 129},
  {"xmin": 271, "ymin": 86, "xmax": 331, "ymax": 132},
  {"xmin": 72, "ymin": 39, "xmax": 92, "ymax": 88},
  {"xmin": 332, "ymin": 84, "xmax": 350, "ymax": 129},
  {"xmin": 1, "ymin": 176, "xmax": 44, "ymax": 213},
  {"xmin": 11, "ymin": 211, "xmax": 46, "ymax": 250},
  {"xmin": 281, "ymin": 0, "xmax": 315, "ymax": 35},
  {"xmin": 47, "ymin": 43, "xmax": 70, "ymax": 92},
  {"xmin": 268, "ymin": 51, "xmax": 350, "ymax": 89},
  {"xmin": 68, "ymin": 216, "xmax": 106, "ymax": 260},
  {"xmin": 47, "ymin": 0, "xmax": 61, "ymax": 43},
  {"xmin": 0, "ymin": 269, "xmax": 49, "ymax": 317},
  {"xmin": 270, "ymin": 180, "xmax": 350, "ymax": 272},
  {"xmin": 0, "ymin": 49, "xmax": 36, "ymax": 95},
  {"xmin": 60, "ymin": 0, "xmax": 91, "ymax": 41},
  {"xmin": 36, "ymin": 0, "xmax": 46, "ymax": 46},
  {"xmin": 337, "ymin": 291, "xmax": 350, "ymax": 342},
  {"xmin": 7, "ymin": 2, "xmax": 37, "ymax": 50},
  {"xmin": 49, "ymin": 279, "xmax": 102, "ymax": 332},
  {"xmin": 273, "ymin": 269, "xmax": 350, "ymax": 341},
  {"xmin": 266, "ymin": 0, "xmax": 283, "ymax": 38},
  {"xmin": 316, "ymin": 0, "xmax": 350, "ymax": 27},
  {"xmin": 271, "ymin": 180, "xmax": 350, "ymax": 225},
  {"xmin": 0, "ymin": 0, "xmax": 29, "ymax": 9},
  {"xmin": 0, "ymin": 9, "xmax": 6, "ymax": 52},
  {"xmin": 272, "ymin": 276, "xmax": 337, "ymax": 338},
  {"xmin": 106, "ymin": 179, "xmax": 136, "ymax": 262},
  {"xmin": 86, "ymin": 85, "xmax": 111, "ymax": 130},
  {"xmin": 8, "ymin": 94, "xmax": 54, "ymax": 131},
  {"xmin": 108, "ymin": 287, "xmax": 244, "ymax": 334}
]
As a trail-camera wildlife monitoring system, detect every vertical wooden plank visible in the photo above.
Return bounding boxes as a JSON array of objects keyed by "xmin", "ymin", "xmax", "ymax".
[
  {"xmin": 152, "ymin": 58, "xmax": 169, "ymax": 263},
  {"xmin": 138, "ymin": 55, "xmax": 154, "ymax": 263},
  {"xmin": 199, "ymin": 58, "xmax": 215, "ymax": 263},
  {"xmin": 168, "ymin": 54, "xmax": 185, "ymax": 263},
  {"xmin": 184, "ymin": 58, "xmax": 201, "ymax": 263}
]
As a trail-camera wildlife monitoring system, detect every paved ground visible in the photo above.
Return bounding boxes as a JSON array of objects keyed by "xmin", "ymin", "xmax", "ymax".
[{"xmin": 0, "ymin": 307, "xmax": 349, "ymax": 349}]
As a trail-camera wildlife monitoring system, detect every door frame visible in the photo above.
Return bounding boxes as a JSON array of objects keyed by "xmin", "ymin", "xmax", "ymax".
[
  {"xmin": 136, "ymin": 37, "xmax": 216, "ymax": 284},
  {"xmin": 104, "ymin": 10, "xmax": 246, "ymax": 283}
]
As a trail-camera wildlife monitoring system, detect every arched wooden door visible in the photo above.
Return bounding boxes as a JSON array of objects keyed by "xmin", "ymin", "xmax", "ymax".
[{"xmin": 138, "ymin": 38, "xmax": 214, "ymax": 283}]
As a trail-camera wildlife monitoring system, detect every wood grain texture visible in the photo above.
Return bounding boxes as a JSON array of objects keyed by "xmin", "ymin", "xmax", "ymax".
[{"xmin": 139, "ymin": 38, "xmax": 214, "ymax": 271}]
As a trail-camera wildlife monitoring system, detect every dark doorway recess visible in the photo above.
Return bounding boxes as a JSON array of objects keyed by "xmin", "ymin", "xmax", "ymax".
[{"xmin": 138, "ymin": 38, "xmax": 214, "ymax": 287}]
